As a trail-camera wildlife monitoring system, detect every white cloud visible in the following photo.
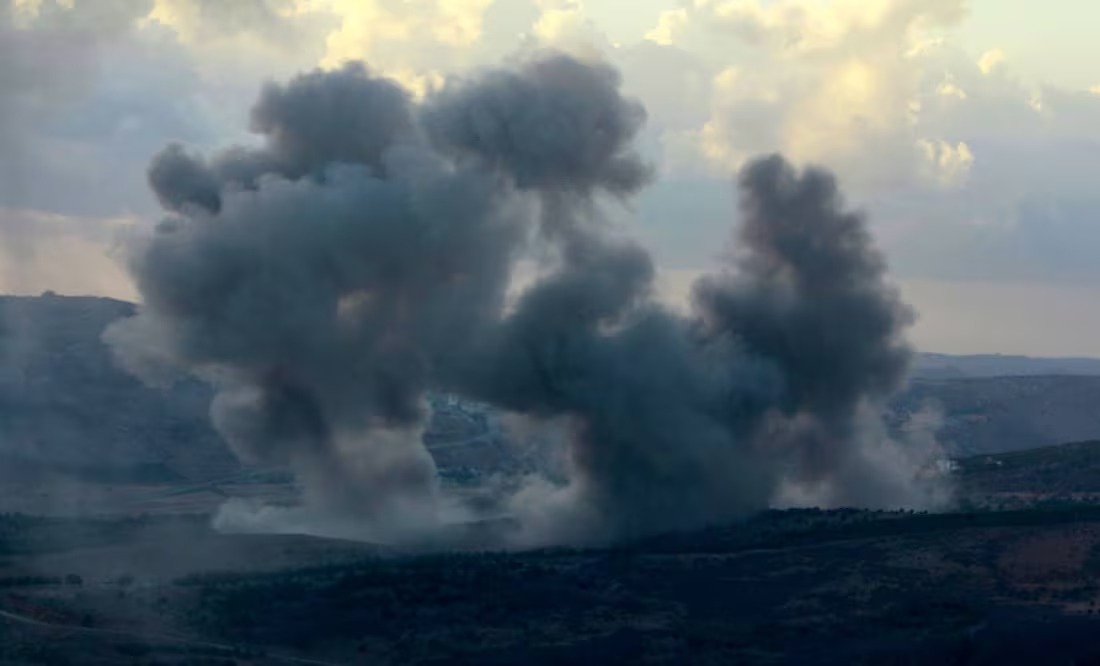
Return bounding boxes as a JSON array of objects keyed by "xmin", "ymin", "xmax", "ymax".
[
  {"xmin": 916, "ymin": 138, "xmax": 973, "ymax": 188},
  {"xmin": 683, "ymin": 0, "xmax": 966, "ymax": 55},
  {"xmin": 656, "ymin": 0, "xmax": 977, "ymax": 192},
  {"xmin": 645, "ymin": 8, "xmax": 687, "ymax": 46},
  {"xmin": 532, "ymin": 0, "xmax": 584, "ymax": 42},
  {"xmin": 299, "ymin": 0, "xmax": 494, "ymax": 72},
  {"xmin": 977, "ymin": 47, "xmax": 1004, "ymax": 75},
  {"xmin": 936, "ymin": 77, "xmax": 966, "ymax": 99},
  {"xmin": 5, "ymin": 0, "xmax": 1100, "ymax": 354}
]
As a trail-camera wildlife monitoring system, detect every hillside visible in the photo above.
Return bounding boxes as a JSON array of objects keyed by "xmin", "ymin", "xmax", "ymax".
[
  {"xmin": 5, "ymin": 293, "xmax": 1100, "ymax": 490},
  {"xmin": 911, "ymin": 353, "xmax": 1100, "ymax": 379},
  {"xmin": 0, "ymin": 294, "xmax": 236, "ymax": 483},
  {"xmin": 0, "ymin": 295, "xmax": 519, "ymax": 495},
  {"xmin": 896, "ymin": 376, "xmax": 1100, "ymax": 456},
  {"xmin": 956, "ymin": 439, "xmax": 1100, "ymax": 498}
]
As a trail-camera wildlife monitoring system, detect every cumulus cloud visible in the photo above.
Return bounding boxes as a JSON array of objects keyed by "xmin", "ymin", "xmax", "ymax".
[
  {"xmin": 145, "ymin": 0, "xmax": 326, "ymax": 45},
  {"xmin": 626, "ymin": 0, "xmax": 1100, "ymax": 298},
  {"xmin": 300, "ymin": 0, "xmax": 495, "ymax": 73},
  {"xmin": 0, "ymin": 0, "xmax": 321, "ymax": 297},
  {"xmin": 4, "ymin": 0, "xmax": 1100, "ymax": 357},
  {"xmin": 656, "ymin": 0, "xmax": 974, "ymax": 191},
  {"xmin": 645, "ymin": 7, "xmax": 687, "ymax": 46},
  {"xmin": 0, "ymin": 0, "xmax": 160, "ymax": 291},
  {"xmin": 978, "ymin": 48, "xmax": 1005, "ymax": 75}
]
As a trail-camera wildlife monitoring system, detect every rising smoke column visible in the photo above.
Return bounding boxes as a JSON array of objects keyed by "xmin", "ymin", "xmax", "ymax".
[
  {"xmin": 110, "ymin": 62, "xmax": 516, "ymax": 540},
  {"xmin": 108, "ymin": 51, "xmax": 940, "ymax": 547},
  {"xmin": 695, "ymin": 156, "xmax": 923, "ymax": 510},
  {"xmin": 106, "ymin": 53, "xmax": 659, "ymax": 542},
  {"xmin": 416, "ymin": 57, "xmax": 931, "ymax": 541},
  {"xmin": 415, "ymin": 57, "xmax": 779, "ymax": 539},
  {"xmin": 439, "ymin": 155, "xmax": 925, "ymax": 541}
]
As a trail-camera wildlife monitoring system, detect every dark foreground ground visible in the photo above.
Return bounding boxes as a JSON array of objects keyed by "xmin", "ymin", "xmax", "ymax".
[{"xmin": 5, "ymin": 505, "xmax": 1100, "ymax": 665}]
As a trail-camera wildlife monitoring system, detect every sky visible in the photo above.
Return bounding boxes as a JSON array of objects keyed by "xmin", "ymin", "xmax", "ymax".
[{"xmin": 1, "ymin": 0, "xmax": 1099, "ymax": 357}]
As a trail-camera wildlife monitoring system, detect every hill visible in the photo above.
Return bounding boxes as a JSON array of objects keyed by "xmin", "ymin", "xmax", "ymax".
[
  {"xmin": 0, "ymin": 294, "xmax": 520, "ymax": 506},
  {"xmin": 0, "ymin": 294, "xmax": 237, "ymax": 483},
  {"xmin": 5, "ymin": 293, "xmax": 1100, "ymax": 490},
  {"xmin": 956, "ymin": 439, "xmax": 1100, "ymax": 502},
  {"xmin": 912, "ymin": 352, "xmax": 1100, "ymax": 379},
  {"xmin": 896, "ymin": 376, "xmax": 1100, "ymax": 456}
]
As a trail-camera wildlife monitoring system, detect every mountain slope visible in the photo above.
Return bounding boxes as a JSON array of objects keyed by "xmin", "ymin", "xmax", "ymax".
[
  {"xmin": 912, "ymin": 352, "xmax": 1100, "ymax": 379},
  {"xmin": 5, "ymin": 293, "xmax": 1100, "ymax": 484},
  {"xmin": 896, "ymin": 375, "xmax": 1100, "ymax": 456},
  {"xmin": 956, "ymin": 439, "xmax": 1100, "ymax": 495},
  {"xmin": 0, "ymin": 293, "xmax": 237, "ymax": 482}
]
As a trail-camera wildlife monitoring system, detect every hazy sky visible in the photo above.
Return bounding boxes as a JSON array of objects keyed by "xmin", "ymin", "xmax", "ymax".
[{"xmin": 2, "ymin": 0, "xmax": 1099, "ymax": 356}]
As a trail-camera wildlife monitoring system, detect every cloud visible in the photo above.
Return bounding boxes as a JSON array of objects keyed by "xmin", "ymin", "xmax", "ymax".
[
  {"xmin": 614, "ymin": 41, "xmax": 715, "ymax": 134},
  {"xmin": 657, "ymin": 0, "xmax": 974, "ymax": 191},
  {"xmin": 626, "ymin": 0, "xmax": 1100, "ymax": 292},
  {"xmin": 0, "ymin": 5, "xmax": 220, "ymax": 216},
  {"xmin": 916, "ymin": 139, "xmax": 973, "ymax": 187},
  {"xmin": 146, "ymin": 0, "xmax": 318, "ymax": 45},
  {"xmin": 645, "ymin": 7, "xmax": 687, "ymax": 46},
  {"xmin": 302, "ymin": 0, "xmax": 495, "ymax": 72},
  {"xmin": 3, "ymin": 0, "xmax": 1100, "ymax": 356},
  {"xmin": 978, "ymin": 47, "xmax": 1005, "ymax": 75},
  {"xmin": 0, "ymin": 207, "xmax": 136, "ymax": 298},
  {"xmin": 0, "ymin": 0, "xmax": 156, "ymax": 288},
  {"xmin": 531, "ymin": 0, "xmax": 585, "ymax": 43}
]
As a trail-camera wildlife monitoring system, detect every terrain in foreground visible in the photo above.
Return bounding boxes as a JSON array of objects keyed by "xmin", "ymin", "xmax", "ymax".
[
  {"xmin": 6, "ymin": 456, "xmax": 1100, "ymax": 664},
  {"xmin": 9, "ymin": 295, "xmax": 1100, "ymax": 662}
]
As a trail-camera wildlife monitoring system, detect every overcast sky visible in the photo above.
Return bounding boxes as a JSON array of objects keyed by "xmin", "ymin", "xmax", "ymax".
[{"xmin": 2, "ymin": 0, "xmax": 1099, "ymax": 356}]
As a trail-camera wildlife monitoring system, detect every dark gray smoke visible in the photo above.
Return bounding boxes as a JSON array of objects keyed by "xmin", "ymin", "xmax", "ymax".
[
  {"xmin": 107, "ymin": 51, "xmax": 943, "ymax": 546},
  {"xmin": 694, "ymin": 156, "xmax": 920, "ymax": 509},
  {"xmin": 148, "ymin": 62, "xmax": 415, "ymax": 216},
  {"xmin": 422, "ymin": 54, "xmax": 651, "ymax": 197}
]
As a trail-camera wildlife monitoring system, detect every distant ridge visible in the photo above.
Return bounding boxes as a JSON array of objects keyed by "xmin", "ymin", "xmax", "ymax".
[
  {"xmin": 912, "ymin": 352, "xmax": 1100, "ymax": 379},
  {"xmin": 5, "ymin": 293, "xmax": 1100, "ymax": 476}
]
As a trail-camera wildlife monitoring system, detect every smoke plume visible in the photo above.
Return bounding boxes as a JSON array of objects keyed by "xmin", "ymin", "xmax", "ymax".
[{"xmin": 107, "ymin": 51, "xmax": 943, "ymax": 546}]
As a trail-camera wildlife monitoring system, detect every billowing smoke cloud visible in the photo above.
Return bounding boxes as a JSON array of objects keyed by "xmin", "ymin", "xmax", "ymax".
[
  {"xmin": 107, "ymin": 51, "xmax": 943, "ymax": 547},
  {"xmin": 148, "ymin": 61, "xmax": 416, "ymax": 216},
  {"xmin": 694, "ymin": 156, "xmax": 921, "ymax": 508},
  {"xmin": 421, "ymin": 55, "xmax": 651, "ymax": 198}
]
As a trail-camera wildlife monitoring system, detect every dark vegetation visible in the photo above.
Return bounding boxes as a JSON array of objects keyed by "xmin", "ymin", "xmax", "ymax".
[
  {"xmin": 6, "ymin": 502, "xmax": 1100, "ymax": 664},
  {"xmin": 956, "ymin": 439, "xmax": 1100, "ymax": 495},
  {"xmin": 893, "ymin": 376, "xmax": 1100, "ymax": 456},
  {"xmin": 0, "ymin": 513, "xmax": 208, "ymax": 556},
  {"xmin": 167, "ymin": 505, "xmax": 1100, "ymax": 664},
  {"xmin": 8, "ymin": 295, "xmax": 1100, "ymax": 662}
]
